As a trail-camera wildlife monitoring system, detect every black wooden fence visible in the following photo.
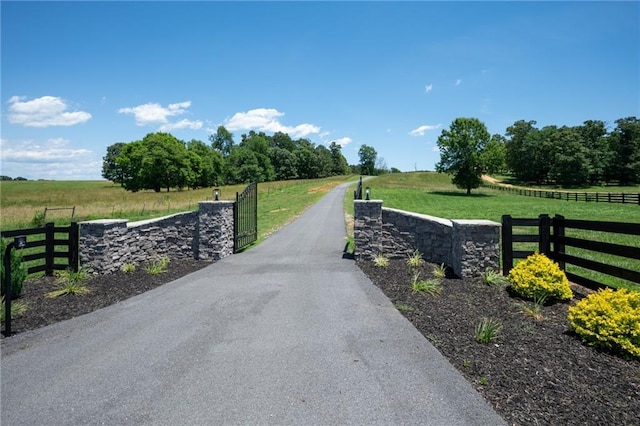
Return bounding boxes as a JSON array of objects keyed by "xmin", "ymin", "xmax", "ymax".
[
  {"xmin": 486, "ymin": 184, "xmax": 639, "ymax": 205},
  {"xmin": 1, "ymin": 222, "xmax": 79, "ymax": 276},
  {"xmin": 234, "ymin": 182, "xmax": 258, "ymax": 253},
  {"xmin": 502, "ymin": 215, "xmax": 640, "ymax": 291}
]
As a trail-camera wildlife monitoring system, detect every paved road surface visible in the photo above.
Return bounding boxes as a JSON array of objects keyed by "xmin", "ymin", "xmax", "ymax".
[{"xmin": 1, "ymin": 183, "xmax": 505, "ymax": 425}]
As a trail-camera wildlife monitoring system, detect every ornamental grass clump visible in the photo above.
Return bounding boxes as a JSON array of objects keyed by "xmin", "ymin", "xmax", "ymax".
[
  {"xmin": 568, "ymin": 288, "xmax": 640, "ymax": 359},
  {"xmin": 507, "ymin": 252, "xmax": 572, "ymax": 302}
]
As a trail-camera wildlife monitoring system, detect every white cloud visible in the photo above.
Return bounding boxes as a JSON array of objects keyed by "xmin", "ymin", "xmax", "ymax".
[
  {"xmin": 0, "ymin": 137, "xmax": 91, "ymax": 162},
  {"xmin": 118, "ymin": 101, "xmax": 192, "ymax": 126},
  {"xmin": 424, "ymin": 84, "xmax": 433, "ymax": 94},
  {"xmin": 331, "ymin": 137, "xmax": 352, "ymax": 147},
  {"xmin": 0, "ymin": 137, "xmax": 101, "ymax": 180},
  {"xmin": 409, "ymin": 124, "xmax": 442, "ymax": 136},
  {"xmin": 7, "ymin": 95, "xmax": 92, "ymax": 127},
  {"xmin": 224, "ymin": 108, "xmax": 320, "ymax": 138},
  {"xmin": 455, "ymin": 79, "xmax": 462, "ymax": 86},
  {"xmin": 159, "ymin": 119, "xmax": 203, "ymax": 132}
]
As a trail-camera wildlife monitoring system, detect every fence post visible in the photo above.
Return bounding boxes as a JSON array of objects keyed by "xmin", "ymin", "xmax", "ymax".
[
  {"xmin": 553, "ymin": 214, "xmax": 566, "ymax": 269},
  {"xmin": 501, "ymin": 215, "xmax": 513, "ymax": 275},
  {"xmin": 539, "ymin": 214, "xmax": 551, "ymax": 255},
  {"xmin": 69, "ymin": 222, "xmax": 79, "ymax": 272},
  {"xmin": 45, "ymin": 222, "xmax": 55, "ymax": 276}
]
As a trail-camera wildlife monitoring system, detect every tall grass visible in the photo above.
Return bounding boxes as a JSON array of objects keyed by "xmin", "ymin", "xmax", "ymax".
[{"xmin": 0, "ymin": 177, "xmax": 356, "ymax": 243}]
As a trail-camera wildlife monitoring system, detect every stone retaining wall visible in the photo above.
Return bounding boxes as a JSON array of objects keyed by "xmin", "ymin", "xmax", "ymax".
[
  {"xmin": 79, "ymin": 201, "xmax": 234, "ymax": 274},
  {"xmin": 354, "ymin": 200, "xmax": 500, "ymax": 278}
]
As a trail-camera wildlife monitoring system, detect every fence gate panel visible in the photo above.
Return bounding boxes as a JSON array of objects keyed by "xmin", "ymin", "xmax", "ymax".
[{"xmin": 234, "ymin": 182, "xmax": 258, "ymax": 252}]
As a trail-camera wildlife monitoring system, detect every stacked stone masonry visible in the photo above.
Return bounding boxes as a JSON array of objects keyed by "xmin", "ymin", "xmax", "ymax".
[
  {"xmin": 79, "ymin": 201, "xmax": 235, "ymax": 275},
  {"xmin": 354, "ymin": 200, "xmax": 500, "ymax": 278}
]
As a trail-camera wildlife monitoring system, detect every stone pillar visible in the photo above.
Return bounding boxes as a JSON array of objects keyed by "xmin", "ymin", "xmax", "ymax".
[
  {"xmin": 198, "ymin": 201, "xmax": 235, "ymax": 261},
  {"xmin": 79, "ymin": 219, "xmax": 129, "ymax": 274},
  {"xmin": 354, "ymin": 200, "xmax": 383, "ymax": 260},
  {"xmin": 450, "ymin": 219, "xmax": 501, "ymax": 278}
]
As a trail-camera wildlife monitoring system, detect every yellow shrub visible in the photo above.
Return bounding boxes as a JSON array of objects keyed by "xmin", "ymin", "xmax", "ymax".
[
  {"xmin": 507, "ymin": 252, "xmax": 572, "ymax": 301},
  {"xmin": 568, "ymin": 288, "xmax": 640, "ymax": 359}
]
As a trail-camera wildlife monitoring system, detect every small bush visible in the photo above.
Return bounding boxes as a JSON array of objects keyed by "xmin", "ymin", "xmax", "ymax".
[
  {"xmin": 411, "ymin": 272, "xmax": 442, "ymax": 295},
  {"xmin": 121, "ymin": 263, "xmax": 136, "ymax": 273},
  {"xmin": 507, "ymin": 252, "xmax": 572, "ymax": 302},
  {"xmin": 372, "ymin": 254, "xmax": 389, "ymax": 268},
  {"xmin": 432, "ymin": 263, "xmax": 447, "ymax": 279},
  {"xmin": 46, "ymin": 268, "xmax": 90, "ymax": 298},
  {"xmin": 406, "ymin": 250, "xmax": 424, "ymax": 269},
  {"xmin": 483, "ymin": 268, "xmax": 508, "ymax": 287},
  {"xmin": 475, "ymin": 318, "xmax": 503, "ymax": 344},
  {"xmin": 0, "ymin": 239, "xmax": 27, "ymax": 299},
  {"xmin": 568, "ymin": 288, "xmax": 640, "ymax": 359},
  {"xmin": 1, "ymin": 296, "xmax": 28, "ymax": 322},
  {"xmin": 146, "ymin": 257, "xmax": 170, "ymax": 275}
]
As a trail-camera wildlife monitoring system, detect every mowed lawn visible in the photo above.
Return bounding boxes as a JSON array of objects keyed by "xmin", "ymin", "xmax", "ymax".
[{"xmin": 345, "ymin": 172, "xmax": 640, "ymax": 291}]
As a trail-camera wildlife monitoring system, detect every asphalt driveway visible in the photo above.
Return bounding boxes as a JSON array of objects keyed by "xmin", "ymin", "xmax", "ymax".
[{"xmin": 1, "ymin": 182, "xmax": 505, "ymax": 425}]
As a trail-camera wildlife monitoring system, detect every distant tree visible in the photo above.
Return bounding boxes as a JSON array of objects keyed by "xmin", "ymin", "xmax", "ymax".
[
  {"xmin": 102, "ymin": 142, "xmax": 126, "ymax": 183},
  {"xmin": 375, "ymin": 156, "xmax": 389, "ymax": 175},
  {"xmin": 270, "ymin": 131, "xmax": 296, "ymax": 152},
  {"xmin": 116, "ymin": 132, "xmax": 192, "ymax": 192},
  {"xmin": 226, "ymin": 147, "xmax": 263, "ymax": 184},
  {"xmin": 482, "ymin": 134, "xmax": 507, "ymax": 175},
  {"xmin": 294, "ymin": 141, "xmax": 320, "ymax": 179},
  {"xmin": 505, "ymin": 120, "xmax": 538, "ymax": 182},
  {"xmin": 269, "ymin": 147, "xmax": 298, "ymax": 180},
  {"xmin": 578, "ymin": 120, "xmax": 611, "ymax": 184},
  {"xmin": 315, "ymin": 145, "xmax": 333, "ymax": 178},
  {"xmin": 329, "ymin": 142, "xmax": 349, "ymax": 175},
  {"xmin": 14, "ymin": 177, "xmax": 27, "ymax": 181},
  {"xmin": 186, "ymin": 139, "xmax": 224, "ymax": 188},
  {"xmin": 549, "ymin": 126, "xmax": 590, "ymax": 186},
  {"xmin": 436, "ymin": 117, "xmax": 490, "ymax": 195},
  {"xmin": 209, "ymin": 125, "xmax": 235, "ymax": 157},
  {"xmin": 390, "ymin": 167, "xmax": 402, "ymax": 174},
  {"xmin": 0, "ymin": 176, "xmax": 13, "ymax": 181},
  {"xmin": 607, "ymin": 117, "xmax": 640, "ymax": 185},
  {"xmin": 358, "ymin": 144, "xmax": 377, "ymax": 175}
]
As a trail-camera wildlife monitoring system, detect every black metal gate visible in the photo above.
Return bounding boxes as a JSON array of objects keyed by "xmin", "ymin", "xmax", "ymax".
[{"xmin": 234, "ymin": 182, "xmax": 258, "ymax": 252}]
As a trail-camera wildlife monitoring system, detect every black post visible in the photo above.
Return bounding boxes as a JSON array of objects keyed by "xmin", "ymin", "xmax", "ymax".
[
  {"xmin": 539, "ymin": 214, "xmax": 551, "ymax": 256},
  {"xmin": 69, "ymin": 222, "xmax": 79, "ymax": 272},
  {"xmin": 45, "ymin": 222, "xmax": 55, "ymax": 276},
  {"xmin": 501, "ymin": 215, "xmax": 513, "ymax": 276},
  {"xmin": 553, "ymin": 214, "xmax": 566, "ymax": 269},
  {"xmin": 3, "ymin": 241, "xmax": 15, "ymax": 336}
]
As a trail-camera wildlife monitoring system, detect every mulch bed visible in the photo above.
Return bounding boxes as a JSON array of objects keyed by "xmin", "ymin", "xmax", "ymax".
[
  {"xmin": 3, "ymin": 257, "xmax": 639, "ymax": 425},
  {"xmin": 2, "ymin": 259, "xmax": 211, "ymax": 336},
  {"xmin": 358, "ymin": 259, "xmax": 640, "ymax": 426}
]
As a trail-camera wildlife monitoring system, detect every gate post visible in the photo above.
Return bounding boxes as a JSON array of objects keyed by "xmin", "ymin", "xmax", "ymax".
[
  {"xmin": 69, "ymin": 222, "xmax": 79, "ymax": 272},
  {"xmin": 539, "ymin": 214, "xmax": 551, "ymax": 256},
  {"xmin": 45, "ymin": 222, "xmax": 55, "ymax": 276},
  {"xmin": 553, "ymin": 214, "xmax": 566, "ymax": 269},
  {"xmin": 501, "ymin": 215, "xmax": 513, "ymax": 276}
]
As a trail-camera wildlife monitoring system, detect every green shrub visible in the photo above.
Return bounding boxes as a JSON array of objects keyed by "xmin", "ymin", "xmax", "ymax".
[
  {"xmin": 406, "ymin": 250, "xmax": 424, "ymax": 269},
  {"xmin": 507, "ymin": 252, "xmax": 572, "ymax": 302},
  {"xmin": 568, "ymin": 288, "xmax": 640, "ymax": 359},
  {"xmin": 46, "ymin": 268, "xmax": 90, "ymax": 298},
  {"xmin": 145, "ymin": 257, "xmax": 170, "ymax": 275},
  {"xmin": 372, "ymin": 254, "xmax": 389, "ymax": 268},
  {"xmin": 475, "ymin": 317, "xmax": 502, "ymax": 343},
  {"xmin": 0, "ymin": 239, "xmax": 27, "ymax": 298},
  {"xmin": 483, "ymin": 267, "xmax": 508, "ymax": 287}
]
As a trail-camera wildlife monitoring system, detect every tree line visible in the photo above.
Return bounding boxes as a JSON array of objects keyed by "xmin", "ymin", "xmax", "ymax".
[
  {"xmin": 436, "ymin": 116, "xmax": 639, "ymax": 195},
  {"xmin": 102, "ymin": 127, "xmax": 354, "ymax": 192}
]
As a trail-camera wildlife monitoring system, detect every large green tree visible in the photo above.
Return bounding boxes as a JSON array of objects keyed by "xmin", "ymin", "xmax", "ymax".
[
  {"xmin": 436, "ymin": 117, "xmax": 490, "ymax": 195},
  {"xmin": 358, "ymin": 144, "xmax": 377, "ymax": 176},
  {"xmin": 102, "ymin": 142, "xmax": 126, "ymax": 183},
  {"xmin": 209, "ymin": 125, "xmax": 235, "ymax": 157},
  {"xmin": 608, "ymin": 117, "xmax": 640, "ymax": 185}
]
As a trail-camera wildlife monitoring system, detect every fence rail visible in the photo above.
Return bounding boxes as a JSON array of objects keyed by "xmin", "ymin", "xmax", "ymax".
[
  {"xmin": 502, "ymin": 215, "xmax": 640, "ymax": 291},
  {"xmin": 486, "ymin": 184, "xmax": 639, "ymax": 205},
  {"xmin": 1, "ymin": 222, "xmax": 79, "ymax": 276}
]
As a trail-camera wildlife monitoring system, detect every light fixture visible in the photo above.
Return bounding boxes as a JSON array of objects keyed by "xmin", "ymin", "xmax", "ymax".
[
  {"xmin": 365, "ymin": 187, "xmax": 371, "ymax": 200},
  {"xmin": 214, "ymin": 188, "xmax": 220, "ymax": 201}
]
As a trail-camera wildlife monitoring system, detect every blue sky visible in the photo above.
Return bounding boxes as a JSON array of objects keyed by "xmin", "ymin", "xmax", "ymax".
[{"xmin": 1, "ymin": 1, "xmax": 638, "ymax": 180}]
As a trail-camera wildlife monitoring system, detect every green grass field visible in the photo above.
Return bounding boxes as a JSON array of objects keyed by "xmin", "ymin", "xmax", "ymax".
[{"xmin": 345, "ymin": 172, "xmax": 640, "ymax": 291}]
